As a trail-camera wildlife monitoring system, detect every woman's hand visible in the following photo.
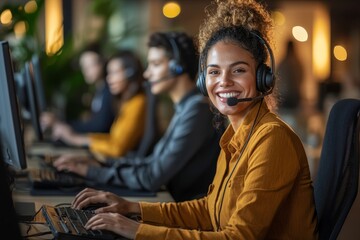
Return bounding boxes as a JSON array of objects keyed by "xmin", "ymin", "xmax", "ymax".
[
  {"xmin": 40, "ymin": 112, "xmax": 57, "ymax": 130},
  {"xmin": 51, "ymin": 122, "xmax": 73, "ymax": 140},
  {"xmin": 85, "ymin": 212, "xmax": 140, "ymax": 239},
  {"xmin": 53, "ymin": 154, "xmax": 99, "ymax": 177},
  {"xmin": 72, "ymin": 188, "xmax": 141, "ymax": 217},
  {"xmin": 51, "ymin": 123, "xmax": 89, "ymax": 147}
]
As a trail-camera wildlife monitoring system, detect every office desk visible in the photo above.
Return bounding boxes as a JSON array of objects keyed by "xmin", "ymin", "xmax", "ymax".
[
  {"xmin": 14, "ymin": 144, "xmax": 174, "ymax": 211},
  {"xmin": 13, "ymin": 184, "xmax": 173, "ymax": 240},
  {"xmin": 13, "ymin": 188, "xmax": 174, "ymax": 211},
  {"xmin": 12, "ymin": 145, "xmax": 174, "ymax": 239}
]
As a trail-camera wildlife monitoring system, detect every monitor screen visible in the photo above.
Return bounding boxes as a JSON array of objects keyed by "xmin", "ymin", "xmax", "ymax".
[
  {"xmin": 24, "ymin": 61, "xmax": 44, "ymax": 142},
  {"xmin": 14, "ymin": 68, "xmax": 31, "ymax": 120},
  {"xmin": 31, "ymin": 55, "xmax": 47, "ymax": 112},
  {"xmin": 0, "ymin": 41, "xmax": 27, "ymax": 170}
]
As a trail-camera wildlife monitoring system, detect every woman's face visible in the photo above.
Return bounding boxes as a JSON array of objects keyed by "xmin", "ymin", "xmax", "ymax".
[
  {"xmin": 79, "ymin": 51, "xmax": 103, "ymax": 84},
  {"xmin": 205, "ymin": 41, "xmax": 258, "ymax": 119},
  {"xmin": 143, "ymin": 47, "xmax": 175, "ymax": 95},
  {"xmin": 106, "ymin": 59, "xmax": 129, "ymax": 95}
]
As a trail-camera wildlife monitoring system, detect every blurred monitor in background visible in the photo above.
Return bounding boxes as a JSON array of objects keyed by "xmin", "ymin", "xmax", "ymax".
[{"xmin": 0, "ymin": 40, "xmax": 27, "ymax": 171}]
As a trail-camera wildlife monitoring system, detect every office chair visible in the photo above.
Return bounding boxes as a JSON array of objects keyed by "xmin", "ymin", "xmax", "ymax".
[{"xmin": 314, "ymin": 98, "xmax": 360, "ymax": 240}]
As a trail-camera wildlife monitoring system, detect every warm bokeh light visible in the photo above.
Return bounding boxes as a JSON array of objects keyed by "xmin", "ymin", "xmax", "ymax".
[
  {"xmin": 272, "ymin": 11, "xmax": 285, "ymax": 26},
  {"xmin": 24, "ymin": 0, "xmax": 38, "ymax": 14},
  {"xmin": 163, "ymin": 2, "xmax": 181, "ymax": 19},
  {"xmin": 0, "ymin": 9, "xmax": 13, "ymax": 25},
  {"xmin": 312, "ymin": 8, "xmax": 330, "ymax": 81},
  {"xmin": 14, "ymin": 21, "xmax": 27, "ymax": 38},
  {"xmin": 292, "ymin": 26, "xmax": 308, "ymax": 42},
  {"xmin": 333, "ymin": 45, "xmax": 347, "ymax": 61},
  {"xmin": 45, "ymin": 0, "xmax": 64, "ymax": 55}
]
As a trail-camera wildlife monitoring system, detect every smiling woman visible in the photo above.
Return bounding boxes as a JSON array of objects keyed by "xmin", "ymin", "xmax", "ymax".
[{"xmin": 43, "ymin": 1, "xmax": 319, "ymax": 240}]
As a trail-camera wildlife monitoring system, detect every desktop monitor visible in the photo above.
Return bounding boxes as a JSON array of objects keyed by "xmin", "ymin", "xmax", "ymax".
[
  {"xmin": 24, "ymin": 61, "xmax": 44, "ymax": 142},
  {"xmin": 0, "ymin": 144, "xmax": 22, "ymax": 240},
  {"xmin": 31, "ymin": 55, "xmax": 47, "ymax": 112},
  {"xmin": 0, "ymin": 40, "xmax": 27, "ymax": 170},
  {"xmin": 13, "ymin": 68, "xmax": 32, "ymax": 120}
]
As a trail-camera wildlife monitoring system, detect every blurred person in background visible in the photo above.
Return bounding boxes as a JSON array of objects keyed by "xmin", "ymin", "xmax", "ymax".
[
  {"xmin": 41, "ymin": 43, "xmax": 115, "ymax": 134},
  {"xmin": 50, "ymin": 50, "xmax": 147, "ymax": 158},
  {"xmin": 276, "ymin": 40, "xmax": 306, "ymax": 140}
]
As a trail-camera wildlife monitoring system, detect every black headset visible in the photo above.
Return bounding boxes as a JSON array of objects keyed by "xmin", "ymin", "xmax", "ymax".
[
  {"xmin": 118, "ymin": 51, "xmax": 140, "ymax": 81},
  {"xmin": 163, "ymin": 33, "xmax": 186, "ymax": 76},
  {"xmin": 196, "ymin": 30, "xmax": 275, "ymax": 96}
]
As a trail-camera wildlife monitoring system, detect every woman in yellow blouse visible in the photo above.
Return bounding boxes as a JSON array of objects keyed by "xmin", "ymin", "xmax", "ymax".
[
  {"xmin": 70, "ymin": 0, "xmax": 318, "ymax": 239},
  {"xmin": 51, "ymin": 50, "xmax": 146, "ymax": 158}
]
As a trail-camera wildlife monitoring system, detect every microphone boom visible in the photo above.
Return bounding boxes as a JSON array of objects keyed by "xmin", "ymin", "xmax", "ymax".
[{"xmin": 226, "ymin": 95, "xmax": 264, "ymax": 106}]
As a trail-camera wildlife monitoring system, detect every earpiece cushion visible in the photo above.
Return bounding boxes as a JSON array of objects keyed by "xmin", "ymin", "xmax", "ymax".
[
  {"xmin": 196, "ymin": 71, "xmax": 208, "ymax": 96},
  {"xmin": 169, "ymin": 59, "xmax": 184, "ymax": 76},
  {"xmin": 256, "ymin": 64, "xmax": 274, "ymax": 94}
]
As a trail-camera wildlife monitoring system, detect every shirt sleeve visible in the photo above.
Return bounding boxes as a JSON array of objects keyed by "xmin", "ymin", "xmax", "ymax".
[
  {"xmin": 137, "ymin": 199, "xmax": 218, "ymax": 240},
  {"xmin": 140, "ymin": 198, "xmax": 213, "ymax": 230},
  {"xmin": 115, "ymin": 99, "xmax": 216, "ymax": 191},
  {"xmin": 88, "ymin": 93, "xmax": 146, "ymax": 157}
]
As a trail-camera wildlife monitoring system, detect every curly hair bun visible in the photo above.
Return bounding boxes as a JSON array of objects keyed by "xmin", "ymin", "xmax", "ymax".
[{"xmin": 198, "ymin": 0, "xmax": 273, "ymax": 53}]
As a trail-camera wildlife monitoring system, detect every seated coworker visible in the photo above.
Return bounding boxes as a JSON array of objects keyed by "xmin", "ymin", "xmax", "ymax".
[
  {"xmin": 51, "ymin": 50, "xmax": 147, "ymax": 158},
  {"xmin": 69, "ymin": 1, "xmax": 318, "ymax": 239},
  {"xmin": 41, "ymin": 43, "xmax": 115, "ymax": 133},
  {"xmin": 53, "ymin": 31, "xmax": 223, "ymax": 202}
]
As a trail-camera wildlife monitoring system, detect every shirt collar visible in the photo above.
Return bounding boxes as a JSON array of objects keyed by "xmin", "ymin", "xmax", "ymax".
[{"xmin": 220, "ymin": 100, "xmax": 270, "ymax": 152}]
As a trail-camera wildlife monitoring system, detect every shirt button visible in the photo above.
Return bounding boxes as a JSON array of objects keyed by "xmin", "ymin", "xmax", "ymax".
[{"xmin": 228, "ymin": 180, "xmax": 232, "ymax": 188}]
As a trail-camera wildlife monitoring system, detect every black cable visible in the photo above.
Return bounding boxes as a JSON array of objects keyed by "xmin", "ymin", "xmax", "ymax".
[
  {"xmin": 54, "ymin": 202, "xmax": 72, "ymax": 207},
  {"xmin": 21, "ymin": 221, "xmax": 47, "ymax": 235},
  {"xmin": 215, "ymin": 99, "xmax": 263, "ymax": 231}
]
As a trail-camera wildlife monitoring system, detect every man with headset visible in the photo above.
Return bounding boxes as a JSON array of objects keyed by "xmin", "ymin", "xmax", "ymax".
[{"xmin": 54, "ymin": 31, "xmax": 223, "ymax": 202}]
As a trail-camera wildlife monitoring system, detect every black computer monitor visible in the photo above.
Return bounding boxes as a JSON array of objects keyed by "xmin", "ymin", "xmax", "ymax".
[
  {"xmin": 13, "ymin": 68, "xmax": 32, "ymax": 120},
  {"xmin": 0, "ymin": 41, "xmax": 27, "ymax": 170},
  {"xmin": 31, "ymin": 55, "xmax": 47, "ymax": 112},
  {"xmin": 0, "ymin": 144, "xmax": 22, "ymax": 239},
  {"xmin": 24, "ymin": 61, "xmax": 44, "ymax": 142}
]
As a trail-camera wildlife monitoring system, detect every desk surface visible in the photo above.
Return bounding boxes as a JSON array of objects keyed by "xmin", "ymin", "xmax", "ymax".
[
  {"xmin": 13, "ymin": 188, "xmax": 174, "ymax": 211},
  {"xmin": 14, "ymin": 143, "xmax": 174, "ymax": 211}
]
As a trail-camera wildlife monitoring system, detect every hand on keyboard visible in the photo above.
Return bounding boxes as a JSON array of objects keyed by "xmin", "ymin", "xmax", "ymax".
[{"xmin": 42, "ymin": 205, "xmax": 122, "ymax": 239}]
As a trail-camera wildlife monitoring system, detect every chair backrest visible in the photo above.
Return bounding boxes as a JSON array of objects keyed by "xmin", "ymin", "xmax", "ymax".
[{"xmin": 314, "ymin": 98, "xmax": 360, "ymax": 240}]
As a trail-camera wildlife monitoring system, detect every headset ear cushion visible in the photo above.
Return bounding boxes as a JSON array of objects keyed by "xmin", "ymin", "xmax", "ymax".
[
  {"xmin": 196, "ymin": 71, "xmax": 208, "ymax": 96},
  {"xmin": 256, "ymin": 64, "xmax": 274, "ymax": 94},
  {"xmin": 169, "ymin": 59, "xmax": 184, "ymax": 76}
]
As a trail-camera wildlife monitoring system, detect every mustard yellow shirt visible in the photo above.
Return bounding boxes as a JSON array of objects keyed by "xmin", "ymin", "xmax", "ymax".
[
  {"xmin": 137, "ymin": 101, "xmax": 318, "ymax": 240},
  {"xmin": 88, "ymin": 92, "xmax": 146, "ymax": 158}
]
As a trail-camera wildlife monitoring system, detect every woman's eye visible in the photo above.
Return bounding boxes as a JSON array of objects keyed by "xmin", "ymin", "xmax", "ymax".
[
  {"xmin": 233, "ymin": 68, "xmax": 245, "ymax": 73},
  {"xmin": 208, "ymin": 69, "xmax": 219, "ymax": 75}
]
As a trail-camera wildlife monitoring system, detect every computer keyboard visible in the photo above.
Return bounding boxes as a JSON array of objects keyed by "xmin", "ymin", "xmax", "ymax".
[
  {"xmin": 28, "ymin": 168, "xmax": 86, "ymax": 189},
  {"xmin": 41, "ymin": 205, "xmax": 124, "ymax": 240}
]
